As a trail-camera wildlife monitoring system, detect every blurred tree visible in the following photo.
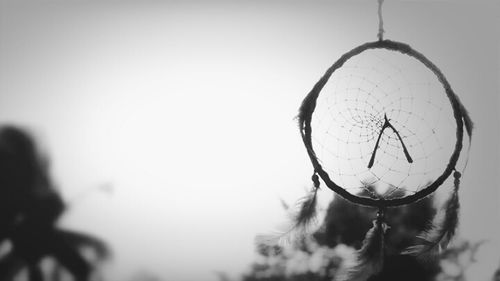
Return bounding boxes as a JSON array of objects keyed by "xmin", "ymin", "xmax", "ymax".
[
  {"xmin": 0, "ymin": 125, "xmax": 109, "ymax": 281},
  {"xmin": 242, "ymin": 188, "xmax": 444, "ymax": 281},
  {"xmin": 128, "ymin": 270, "xmax": 163, "ymax": 281},
  {"xmin": 435, "ymin": 240, "xmax": 486, "ymax": 281},
  {"xmin": 493, "ymin": 266, "xmax": 500, "ymax": 281}
]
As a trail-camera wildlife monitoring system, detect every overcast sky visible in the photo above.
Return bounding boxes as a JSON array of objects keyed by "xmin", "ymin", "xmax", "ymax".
[{"xmin": 0, "ymin": 1, "xmax": 499, "ymax": 281}]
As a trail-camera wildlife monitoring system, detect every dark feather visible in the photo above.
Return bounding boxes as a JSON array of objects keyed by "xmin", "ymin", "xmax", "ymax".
[
  {"xmin": 402, "ymin": 179, "xmax": 460, "ymax": 259},
  {"xmin": 294, "ymin": 187, "xmax": 319, "ymax": 229},
  {"xmin": 439, "ymin": 184, "xmax": 460, "ymax": 248},
  {"xmin": 338, "ymin": 218, "xmax": 388, "ymax": 281}
]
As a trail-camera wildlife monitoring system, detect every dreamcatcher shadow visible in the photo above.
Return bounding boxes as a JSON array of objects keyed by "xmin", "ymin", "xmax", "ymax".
[
  {"xmin": 0, "ymin": 125, "xmax": 109, "ymax": 281},
  {"xmin": 261, "ymin": 1, "xmax": 473, "ymax": 280}
]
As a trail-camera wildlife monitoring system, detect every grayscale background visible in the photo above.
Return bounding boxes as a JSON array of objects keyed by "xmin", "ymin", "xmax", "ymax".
[{"xmin": 0, "ymin": 0, "xmax": 498, "ymax": 280}]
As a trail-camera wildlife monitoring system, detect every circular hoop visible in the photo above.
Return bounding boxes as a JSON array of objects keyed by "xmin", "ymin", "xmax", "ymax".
[{"xmin": 299, "ymin": 40, "xmax": 464, "ymax": 208}]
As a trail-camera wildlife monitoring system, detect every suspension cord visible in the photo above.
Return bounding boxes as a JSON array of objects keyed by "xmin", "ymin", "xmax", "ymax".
[{"xmin": 377, "ymin": 0, "xmax": 385, "ymax": 41}]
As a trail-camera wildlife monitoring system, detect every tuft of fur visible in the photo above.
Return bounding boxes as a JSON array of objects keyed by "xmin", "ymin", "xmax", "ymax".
[
  {"xmin": 297, "ymin": 87, "xmax": 320, "ymax": 132},
  {"xmin": 458, "ymin": 99, "xmax": 473, "ymax": 141},
  {"xmin": 459, "ymin": 100, "xmax": 473, "ymax": 170},
  {"xmin": 337, "ymin": 217, "xmax": 388, "ymax": 281}
]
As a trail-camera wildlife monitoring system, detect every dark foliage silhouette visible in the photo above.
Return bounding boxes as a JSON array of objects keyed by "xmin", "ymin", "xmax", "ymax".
[
  {"xmin": 494, "ymin": 267, "xmax": 500, "ymax": 281},
  {"xmin": 318, "ymin": 189, "xmax": 440, "ymax": 280},
  {"xmin": 244, "ymin": 188, "xmax": 443, "ymax": 281},
  {"xmin": 0, "ymin": 125, "xmax": 109, "ymax": 281}
]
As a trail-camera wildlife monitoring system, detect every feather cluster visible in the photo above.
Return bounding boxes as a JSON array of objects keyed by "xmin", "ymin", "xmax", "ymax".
[
  {"xmin": 401, "ymin": 173, "xmax": 461, "ymax": 262},
  {"xmin": 256, "ymin": 184, "xmax": 320, "ymax": 247},
  {"xmin": 337, "ymin": 215, "xmax": 389, "ymax": 281},
  {"xmin": 294, "ymin": 186, "xmax": 319, "ymax": 230}
]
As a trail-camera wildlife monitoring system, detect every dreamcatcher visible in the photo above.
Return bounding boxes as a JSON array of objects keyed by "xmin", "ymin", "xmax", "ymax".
[{"xmin": 281, "ymin": 1, "xmax": 472, "ymax": 280}]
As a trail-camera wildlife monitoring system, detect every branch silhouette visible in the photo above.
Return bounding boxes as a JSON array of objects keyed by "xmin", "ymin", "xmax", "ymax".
[{"xmin": 368, "ymin": 114, "xmax": 413, "ymax": 168}]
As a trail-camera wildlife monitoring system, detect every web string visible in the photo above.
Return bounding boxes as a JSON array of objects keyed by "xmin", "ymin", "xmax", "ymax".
[{"xmin": 310, "ymin": 49, "xmax": 456, "ymax": 200}]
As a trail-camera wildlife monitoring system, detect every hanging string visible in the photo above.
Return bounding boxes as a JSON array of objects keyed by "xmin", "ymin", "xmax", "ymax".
[{"xmin": 377, "ymin": 0, "xmax": 385, "ymax": 41}]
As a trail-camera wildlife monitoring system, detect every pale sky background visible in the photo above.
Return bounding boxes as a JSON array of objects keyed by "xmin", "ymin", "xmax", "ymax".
[{"xmin": 0, "ymin": 1, "xmax": 499, "ymax": 281}]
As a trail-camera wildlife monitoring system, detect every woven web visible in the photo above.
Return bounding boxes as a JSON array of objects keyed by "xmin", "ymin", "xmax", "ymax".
[{"xmin": 311, "ymin": 49, "xmax": 456, "ymax": 199}]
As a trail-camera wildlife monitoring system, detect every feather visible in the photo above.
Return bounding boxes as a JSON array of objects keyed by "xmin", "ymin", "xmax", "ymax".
[
  {"xmin": 279, "ymin": 198, "xmax": 290, "ymax": 211},
  {"xmin": 256, "ymin": 185, "xmax": 320, "ymax": 246},
  {"xmin": 337, "ymin": 216, "xmax": 388, "ymax": 281},
  {"xmin": 402, "ymin": 173, "xmax": 461, "ymax": 260},
  {"xmin": 294, "ymin": 186, "xmax": 319, "ymax": 229}
]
